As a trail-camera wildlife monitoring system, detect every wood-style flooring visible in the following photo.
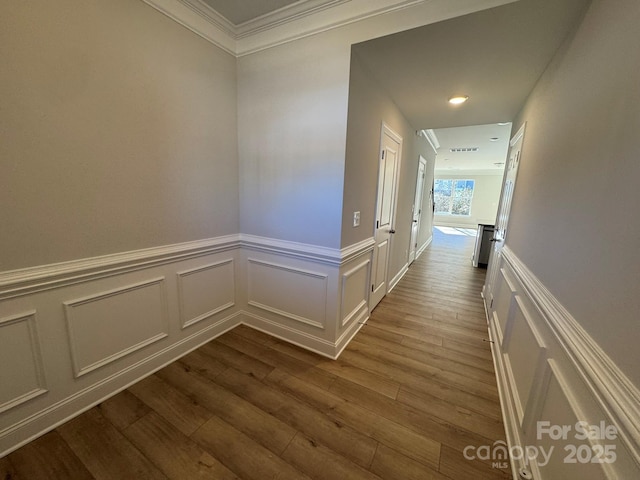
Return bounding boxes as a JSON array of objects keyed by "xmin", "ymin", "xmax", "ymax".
[{"xmin": 1, "ymin": 227, "xmax": 511, "ymax": 479}]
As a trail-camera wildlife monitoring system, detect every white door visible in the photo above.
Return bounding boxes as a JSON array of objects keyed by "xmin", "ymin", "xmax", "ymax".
[
  {"xmin": 409, "ymin": 156, "xmax": 427, "ymax": 264},
  {"xmin": 484, "ymin": 123, "xmax": 526, "ymax": 306},
  {"xmin": 371, "ymin": 124, "xmax": 402, "ymax": 309}
]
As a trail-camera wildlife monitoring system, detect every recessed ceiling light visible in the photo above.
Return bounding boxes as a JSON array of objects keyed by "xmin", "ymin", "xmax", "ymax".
[
  {"xmin": 498, "ymin": 122, "xmax": 509, "ymax": 126},
  {"xmin": 448, "ymin": 95, "xmax": 469, "ymax": 105},
  {"xmin": 490, "ymin": 137, "xmax": 499, "ymax": 142}
]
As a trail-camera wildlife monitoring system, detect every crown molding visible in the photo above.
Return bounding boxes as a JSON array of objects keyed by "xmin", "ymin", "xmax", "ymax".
[{"xmin": 140, "ymin": 0, "xmax": 428, "ymax": 57}]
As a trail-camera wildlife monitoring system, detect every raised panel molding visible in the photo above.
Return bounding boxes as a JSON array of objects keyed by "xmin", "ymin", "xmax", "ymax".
[
  {"xmin": 0, "ymin": 234, "xmax": 375, "ymax": 457},
  {"xmin": 64, "ymin": 278, "xmax": 169, "ymax": 377},
  {"xmin": 177, "ymin": 259, "xmax": 235, "ymax": 328},
  {"xmin": 0, "ymin": 311, "xmax": 47, "ymax": 413},
  {"xmin": 247, "ymin": 258, "xmax": 328, "ymax": 330},
  {"xmin": 486, "ymin": 246, "xmax": 640, "ymax": 479},
  {"xmin": 340, "ymin": 258, "xmax": 370, "ymax": 327}
]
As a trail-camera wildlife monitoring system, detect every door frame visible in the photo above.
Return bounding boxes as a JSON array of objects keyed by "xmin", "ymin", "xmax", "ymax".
[
  {"xmin": 484, "ymin": 122, "xmax": 526, "ymax": 306},
  {"xmin": 409, "ymin": 155, "xmax": 427, "ymax": 264},
  {"xmin": 370, "ymin": 122, "xmax": 403, "ymax": 309}
]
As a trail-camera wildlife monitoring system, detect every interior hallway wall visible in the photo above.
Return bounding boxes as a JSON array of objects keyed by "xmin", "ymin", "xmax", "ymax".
[
  {"xmin": 236, "ymin": 0, "xmax": 515, "ymax": 250},
  {"xmin": 344, "ymin": 53, "xmax": 435, "ymax": 283},
  {"xmin": 507, "ymin": 0, "xmax": 640, "ymax": 386},
  {"xmin": 0, "ymin": 0, "xmax": 239, "ymax": 272}
]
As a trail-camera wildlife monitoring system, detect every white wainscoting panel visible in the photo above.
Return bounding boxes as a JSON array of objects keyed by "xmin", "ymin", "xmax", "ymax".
[
  {"xmin": 340, "ymin": 258, "xmax": 370, "ymax": 328},
  {"xmin": 177, "ymin": 259, "xmax": 235, "ymax": 328},
  {"xmin": 64, "ymin": 278, "xmax": 169, "ymax": 378},
  {"xmin": 0, "ymin": 234, "xmax": 376, "ymax": 456},
  {"xmin": 247, "ymin": 258, "xmax": 328, "ymax": 330},
  {"xmin": 485, "ymin": 246, "xmax": 640, "ymax": 479},
  {"xmin": 0, "ymin": 311, "xmax": 47, "ymax": 413}
]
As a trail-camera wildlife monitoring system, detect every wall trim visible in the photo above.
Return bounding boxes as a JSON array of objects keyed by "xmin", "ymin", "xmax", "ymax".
[
  {"xmin": 240, "ymin": 312, "xmax": 337, "ymax": 359},
  {"xmin": 388, "ymin": 263, "xmax": 409, "ymax": 292},
  {"xmin": 63, "ymin": 278, "xmax": 170, "ymax": 378},
  {"xmin": 0, "ymin": 235, "xmax": 240, "ymax": 301},
  {"xmin": 0, "ymin": 311, "xmax": 48, "ymax": 414},
  {"xmin": 141, "ymin": 0, "xmax": 429, "ymax": 56},
  {"xmin": 177, "ymin": 259, "xmax": 236, "ymax": 328},
  {"xmin": 415, "ymin": 235, "xmax": 433, "ymax": 259},
  {"xmin": 501, "ymin": 246, "xmax": 640, "ymax": 465},
  {"xmin": 0, "ymin": 312, "xmax": 241, "ymax": 458}
]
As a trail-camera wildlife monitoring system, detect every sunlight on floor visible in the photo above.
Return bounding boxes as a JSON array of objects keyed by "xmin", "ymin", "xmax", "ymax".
[{"xmin": 434, "ymin": 226, "xmax": 477, "ymax": 237}]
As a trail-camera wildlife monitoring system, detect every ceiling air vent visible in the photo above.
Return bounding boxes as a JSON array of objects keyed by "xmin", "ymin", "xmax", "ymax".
[{"xmin": 450, "ymin": 147, "xmax": 479, "ymax": 153}]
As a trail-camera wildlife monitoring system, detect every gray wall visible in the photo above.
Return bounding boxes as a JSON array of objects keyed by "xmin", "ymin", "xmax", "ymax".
[
  {"xmin": 507, "ymin": 0, "xmax": 640, "ymax": 385},
  {"xmin": 344, "ymin": 52, "xmax": 435, "ymax": 280},
  {"xmin": 0, "ymin": 0, "xmax": 239, "ymax": 271}
]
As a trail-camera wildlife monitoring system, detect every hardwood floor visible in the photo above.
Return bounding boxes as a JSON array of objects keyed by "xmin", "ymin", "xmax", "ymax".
[{"xmin": 1, "ymin": 228, "xmax": 511, "ymax": 479}]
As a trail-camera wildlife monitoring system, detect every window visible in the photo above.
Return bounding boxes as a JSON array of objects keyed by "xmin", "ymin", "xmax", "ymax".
[{"xmin": 434, "ymin": 179, "xmax": 475, "ymax": 216}]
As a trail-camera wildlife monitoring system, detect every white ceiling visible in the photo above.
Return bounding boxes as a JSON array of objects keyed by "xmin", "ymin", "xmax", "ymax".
[
  {"xmin": 200, "ymin": 0, "xmax": 308, "ymax": 25},
  {"xmin": 352, "ymin": 0, "xmax": 590, "ymax": 171},
  {"xmin": 155, "ymin": 0, "xmax": 590, "ymax": 172},
  {"xmin": 432, "ymin": 123, "xmax": 512, "ymax": 173},
  {"xmin": 353, "ymin": 0, "xmax": 591, "ymax": 130}
]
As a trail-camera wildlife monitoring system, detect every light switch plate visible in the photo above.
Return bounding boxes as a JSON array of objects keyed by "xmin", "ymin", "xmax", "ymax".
[{"xmin": 353, "ymin": 211, "xmax": 360, "ymax": 227}]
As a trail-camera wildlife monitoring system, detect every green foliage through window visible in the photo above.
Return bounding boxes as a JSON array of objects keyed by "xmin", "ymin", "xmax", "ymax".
[{"xmin": 434, "ymin": 179, "xmax": 475, "ymax": 216}]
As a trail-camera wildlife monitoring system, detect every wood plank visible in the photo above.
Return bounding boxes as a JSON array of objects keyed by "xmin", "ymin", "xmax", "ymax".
[
  {"xmin": 157, "ymin": 362, "xmax": 296, "ymax": 456},
  {"xmin": 0, "ymin": 455, "xmax": 22, "ymax": 480},
  {"xmin": 199, "ymin": 340, "xmax": 274, "ymax": 380},
  {"xmin": 438, "ymin": 444, "xmax": 512, "ymax": 480},
  {"xmin": 396, "ymin": 387, "xmax": 507, "ymax": 440},
  {"xmin": 214, "ymin": 366, "xmax": 378, "ymax": 469},
  {"xmin": 7, "ymin": 431, "xmax": 93, "ymax": 480},
  {"xmin": 267, "ymin": 369, "xmax": 441, "ymax": 470},
  {"xmin": 344, "ymin": 340, "xmax": 499, "ymax": 401},
  {"xmin": 216, "ymin": 331, "xmax": 337, "ymax": 390},
  {"xmin": 97, "ymin": 389, "xmax": 151, "ymax": 431},
  {"xmin": 370, "ymin": 444, "xmax": 448, "ymax": 480},
  {"xmin": 281, "ymin": 432, "xmax": 382, "ymax": 480},
  {"xmin": 192, "ymin": 415, "xmax": 311, "ymax": 480},
  {"xmin": 263, "ymin": 334, "xmax": 403, "ymax": 398},
  {"xmin": 128, "ymin": 374, "xmax": 212, "ymax": 436},
  {"xmin": 123, "ymin": 411, "xmax": 239, "ymax": 480},
  {"xmin": 57, "ymin": 408, "xmax": 166, "ymax": 480},
  {"xmin": 328, "ymin": 377, "xmax": 500, "ymax": 453}
]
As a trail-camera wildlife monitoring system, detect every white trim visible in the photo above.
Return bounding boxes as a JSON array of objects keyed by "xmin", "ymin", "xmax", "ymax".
[
  {"xmin": 141, "ymin": 0, "xmax": 429, "ymax": 57},
  {"xmin": 240, "ymin": 312, "xmax": 337, "ymax": 359},
  {"xmin": 0, "ymin": 235, "xmax": 240, "ymax": 300},
  {"xmin": 501, "ymin": 246, "xmax": 640, "ymax": 465},
  {"xmin": 388, "ymin": 263, "xmax": 409, "ymax": 292},
  {"xmin": 0, "ymin": 311, "xmax": 48, "ymax": 414},
  {"xmin": 0, "ymin": 312, "xmax": 241, "ymax": 458},
  {"xmin": 177, "ymin": 259, "xmax": 236, "ymax": 328},
  {"xmin": 415, "ymin": 234, "xmax": 433, "ymax": 259},
  {"xmin": 63, "ymin": 278, "xmax": 170, "ymax": 378},
  {"xmin": 421, "ymin": 129, "xmax": 440, "ymax": 153},
  {"xmin": 0, "ymin": 234, "xmax": 374, "ymax": 300}
]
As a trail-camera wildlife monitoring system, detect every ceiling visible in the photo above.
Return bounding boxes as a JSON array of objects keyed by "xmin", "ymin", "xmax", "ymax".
[
  {"xmin": 432, "ymin": 123, "xmax": 512, "ymax": 173},
  {"xmin": 159, "ymin": 0, "xmax": 591, "ymax": 171},
  {"xmin": 352, "ymin": 0, "xmax": 590, "ymax": 171},
  {"xmin": 200, "ymin": 0, "xmax": 309, "ymax": 26},
  {"xmin": 353, "ymin": 0, "xmax": 591, "ymax": 131}
]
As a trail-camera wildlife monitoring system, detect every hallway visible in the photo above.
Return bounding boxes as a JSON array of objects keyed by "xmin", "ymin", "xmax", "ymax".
[{"xmin": 1, "ymin": 229, "xmax": 510, "ymax": 480}]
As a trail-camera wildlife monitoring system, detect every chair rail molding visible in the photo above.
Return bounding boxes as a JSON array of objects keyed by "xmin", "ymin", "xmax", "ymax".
[{"xmin": 486, "ymin": 245, "xmax": 640, "ymax": 478}]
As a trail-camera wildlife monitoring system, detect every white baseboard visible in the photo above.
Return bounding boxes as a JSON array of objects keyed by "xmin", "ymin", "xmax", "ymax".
[
  {"xmin": 388, "ymin": 263, "xmax": 409, "ymax": 292},
  {"xmin": 416, "ymin": 235, "xmax": 433, "ymax": 259}
]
